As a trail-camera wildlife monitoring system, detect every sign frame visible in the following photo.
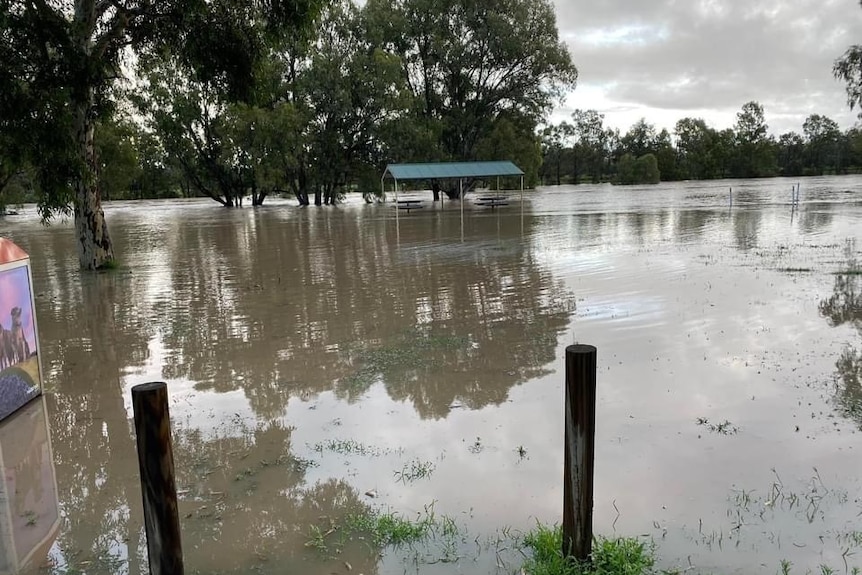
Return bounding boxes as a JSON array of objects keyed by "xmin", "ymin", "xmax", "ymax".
[{"xmin": 0, "ymin": 239, "xmax": 44, "ymax": 422}]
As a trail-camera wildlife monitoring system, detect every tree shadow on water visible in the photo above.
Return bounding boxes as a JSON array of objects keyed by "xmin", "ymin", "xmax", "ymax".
[{"xmin": 818, "ymin": 239, "xmax": 862, "ymax": 429}]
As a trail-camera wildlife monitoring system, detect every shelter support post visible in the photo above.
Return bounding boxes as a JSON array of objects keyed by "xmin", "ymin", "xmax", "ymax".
[
  {"xmin": 460, "ymin": 178, "xmax": 464, "ymax": 241},
  {"xmin": 520, "ymin": 176, "xmax": 525, "ymax": 232}
]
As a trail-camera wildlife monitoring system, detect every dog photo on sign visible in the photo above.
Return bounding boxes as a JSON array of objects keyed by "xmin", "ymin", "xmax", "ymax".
[{"xmin": 0, "ymin": 264, "xmax": 40, "ymax": 420}]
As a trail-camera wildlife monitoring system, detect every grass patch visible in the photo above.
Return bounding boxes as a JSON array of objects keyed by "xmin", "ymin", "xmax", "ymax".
[
  {"xmin": 309, "ymin": 438, "xmax": 392, "ymax": 457},
  {"xmin": 306, "ymin": 505, "xmax": 451, "ymax": 555},
  {"xmin": 305, "ymin": 502, "xmax": 466, "ymax": 558},
  {"xmin": 339, "ymin": 331, "xmax": 470, "ymax": 393},
  {"xmin": 345, "ymin": 508, "xmax": 435, "ymax": 547},
  {"xmin": 695, "ymin": 417, "xmax": 739, "ymax": 435},
  {"xmin": 394, "ymin": 459, "xmax": 435, "ymax": 483},
  {"xmin": 95, "ymin": 258, "xmax": 123, "ymax": 271},
  {"xmin": 522, "ymin": 524, "xmax": 658, "ymax": 575}
]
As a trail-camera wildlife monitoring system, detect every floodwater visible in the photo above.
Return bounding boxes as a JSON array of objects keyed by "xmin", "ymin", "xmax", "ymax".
[{"xmin": 1, "ymin": 176, "xmax": 861, "ymax": 574}]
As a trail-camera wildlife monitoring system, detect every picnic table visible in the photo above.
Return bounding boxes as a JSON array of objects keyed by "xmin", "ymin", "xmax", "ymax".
[
  {"xmin": 475, "ymin": 196, "xmax": 509, "ymax": 209},
  {"xmin": 395, "ymin": 199, "xmax": 424, "ymax": 212}
]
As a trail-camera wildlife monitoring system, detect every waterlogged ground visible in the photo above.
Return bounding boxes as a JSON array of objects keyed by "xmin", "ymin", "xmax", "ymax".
[{"xmin": 2, "ymin": 176, "xmax": 862, "ymax": 574}]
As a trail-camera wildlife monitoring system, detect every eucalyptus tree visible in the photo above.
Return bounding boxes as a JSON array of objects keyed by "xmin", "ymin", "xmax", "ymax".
[
  {"xmin": 621, "ymin": 118, "xmax": 658, "ymax": 159},
  {"xmin": 362, "ymin": 0, "xmax": 577, "ymax": 170},
  {"xmin": 835, "ymin": 2, "xmax": 862, "ymax": 117},
  {"xmin": 137, "ymin": 64, "xmax": 249, "ymax": 207},
  {"xmin": 674, "ymin": 118, "xmax": 718, "ymax": 180},
  {"xmin": 803, "ymin": 114, "xmax": 842, "ymax": 175},
  {"xmin": 653, "ymin": 128, "xmax": 679, "ymax": 181},
  {"xmin": 95, "ymin": 116, "xmax": 141, "ymax": 201},
  {"xmin": 776, "ymin": 132, "xmax": 805, "ymax": 176},
  {"xmin": 0, "ymin": 0, "xmax": 321, "ymax": 267},
  {"xmin": 539, "ymin": 122, "xmax": 570, "ymax": 185},
  {"xmin": 570, "ymin": 109, "xmax": 611, "ymax": 183},
  {"xmin": 473, "ymin": 111, "xmax": 543, "ymax": 186},
  {"xmin": 301, "ymin": 0, "xmax": 407, "ymax": 205},
  {"xmin": 732, "ymin": 101, "xmax": 775, "ymax": 178}
]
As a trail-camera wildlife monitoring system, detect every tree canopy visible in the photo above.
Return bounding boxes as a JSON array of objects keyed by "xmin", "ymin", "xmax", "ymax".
[
  {"xmin": 538, "ymin": 102, "xmax": 860, "ymax": 186},
  {"xmin": 0, "ymin": 0, "xmax": 323, "ymax": 268},
  {"xmin": 835, "ymin": 1, "xmax": 862, "ymax": 116},
  {"xmin": 1, "ymin": 0, "xmax": 577, "ymax": 252}
]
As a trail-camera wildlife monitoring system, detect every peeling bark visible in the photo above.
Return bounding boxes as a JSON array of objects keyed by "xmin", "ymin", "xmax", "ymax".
[
  {"xmin": 69, "ymin": 0, "xmax": 115, "ymax": 270},
  {"xmin": 73, "ymin": 90, "xmax": 115, "ymax": 270}
]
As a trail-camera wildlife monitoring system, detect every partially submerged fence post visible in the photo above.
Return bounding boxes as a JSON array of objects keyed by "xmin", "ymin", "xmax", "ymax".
[
  {"xmin": 132, "ymin": 382, "xmax": 184, "ymax": 575},
  {"xmin": 563, "ymin": 344, "xmax": 597, "ymax": 562}
]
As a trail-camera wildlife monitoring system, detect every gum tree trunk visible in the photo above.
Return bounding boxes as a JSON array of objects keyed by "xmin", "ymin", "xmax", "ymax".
[
  {"xmin": 73, "ymin": 87, "xmax": 115, "ymax": 270},
  {"xmin": 72, "ymin": 0, "xmax": 114, "ymax": 270}
]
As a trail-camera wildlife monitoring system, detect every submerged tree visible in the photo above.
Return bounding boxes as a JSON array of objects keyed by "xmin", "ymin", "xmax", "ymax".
[
  {"xmin": 0, "ymin": 0, "xmax": 322, "ymax": 268},
  {"xmin": 301, "ymin": 0, "xmax": 407, "ymax": 205},
  {"xmin": 363, "ymin": 0, "xmax": 576, "ymax": 166}
]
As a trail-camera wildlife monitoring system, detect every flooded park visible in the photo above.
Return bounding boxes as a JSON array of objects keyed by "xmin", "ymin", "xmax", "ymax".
[{"xmin": 1, "ymin": 175, "xmax": 862, "ymax": 574}]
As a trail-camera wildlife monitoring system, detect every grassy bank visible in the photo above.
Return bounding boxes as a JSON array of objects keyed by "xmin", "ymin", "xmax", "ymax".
[
  {"xmin": 307, "ymin": 508, "xmax": 859, "ymax": 575},
  {"xmin": 521, "ymin": 524, "xmax": 659, "ymax": 575}
]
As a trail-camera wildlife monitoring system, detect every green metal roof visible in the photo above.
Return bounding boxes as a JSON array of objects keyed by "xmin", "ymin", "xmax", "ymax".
[{"xmin": 384, "ymin": 161, "xmax": 524, "ymax": 180}]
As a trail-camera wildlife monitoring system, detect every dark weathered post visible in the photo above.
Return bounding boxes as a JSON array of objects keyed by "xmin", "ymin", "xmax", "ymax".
[
  {"xmin": 132, "ymin": 382, "xmax": 184, "ymax": 575},
  {"xmin": 563, "ymin": 344, "xmax": 597, "ymax": 562}
]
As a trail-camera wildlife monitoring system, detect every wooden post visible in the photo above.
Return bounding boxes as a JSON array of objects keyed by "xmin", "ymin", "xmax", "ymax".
[
  {"xmin": 563, "ymin": 344, "xmax": 597, "ymax": 562},
  {"xmin": 132, "ymin": 382, "xmax": 184, "ymax": 575}
]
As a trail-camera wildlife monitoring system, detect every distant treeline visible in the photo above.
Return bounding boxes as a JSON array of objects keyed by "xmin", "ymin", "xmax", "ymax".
[{"xmin": 539, "ymin": 101, "xmax": 862, "ymax": 185}]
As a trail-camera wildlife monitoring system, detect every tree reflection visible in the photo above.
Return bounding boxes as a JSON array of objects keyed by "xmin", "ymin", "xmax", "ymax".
[
  {"xmin": 818, "ymin": 240, "xmax": 862, "ymax": 429},
  {"xmin": 28, "ymin": 230, "xmax": 154, "ymax": 575},
  {"xmin": 833, "ymin": 348, "xmax": 862, "ymax": 427},
  {"xmin": 22, "ymin": 227, "xmax": 384, "ymax": 574},
  {"xmin": 172, "ymin": 421, "xmax": 379, "ymax": 575},
  {"xmin": 153, "ymin": 207, "xmax": 575, "ymax": 420}
]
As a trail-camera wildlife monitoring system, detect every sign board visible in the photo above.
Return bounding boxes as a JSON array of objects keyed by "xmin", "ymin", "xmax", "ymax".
[
  {"xmin": 0, "ymin": 397, "xmax": 60, "ymax": 573},
  {"xmin": 0, "ymin": 239, "xmax": 42, "ymax": 422}
]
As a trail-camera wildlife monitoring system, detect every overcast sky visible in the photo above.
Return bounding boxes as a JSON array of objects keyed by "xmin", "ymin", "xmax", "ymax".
[{"xmin": 549, "ymin": 0, "xmax": 862, "ymax": 137}]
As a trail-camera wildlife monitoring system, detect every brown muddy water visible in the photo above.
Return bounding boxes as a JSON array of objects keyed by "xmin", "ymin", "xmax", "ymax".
[{"xmin": 1, "ymin": 177, "xmax": 861, "ymax": 574}]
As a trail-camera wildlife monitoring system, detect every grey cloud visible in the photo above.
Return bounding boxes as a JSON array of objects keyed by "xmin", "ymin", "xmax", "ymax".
[{"xmin": 551, "ymin": 0, "xmax": 862, "ymax": 133}]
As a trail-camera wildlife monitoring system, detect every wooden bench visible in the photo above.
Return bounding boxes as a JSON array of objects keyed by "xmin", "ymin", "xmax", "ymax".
[
  {"xmin": 395, "ymin": 199, "xmax": 424, "ymax": 212},
  {"xmin": 475, "ymin": 196, "xmax": 509, "ymax": 209}
]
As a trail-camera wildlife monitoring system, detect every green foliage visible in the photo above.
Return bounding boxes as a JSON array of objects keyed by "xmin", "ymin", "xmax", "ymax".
[
  {"xmin": 302, "ymin": 0, "xmax": 409, "ymax": 205},
  {"xmin": 475, "ymin": 113, "xmax": 543, "ymax": 187},
  {"xmin": 540, "ymin": 101, "xmax": 862, "ymax": 185},
  {"xmin": 96, "ymin": 117, "xmax": 142, "ymax": 201},
  {"xmin": 803, "ymin": 114, "xmax": 842, "ymax": 175},
  {"xmin": 345, "ymin": 509, "xmax": 434, "ymax": 547},
  {"xmin": 572, "ymin": 109, "xmax": 613, "ymax": 183},
  {"xmin": 674, "ymin": 117, "xmax": 719, "ymax": 180},
  {"xmin": 835, "ymin": 39, "xmax": 862, "ymax": 115},
  {"xmin": 620, "ymin": 119, "xmax": 657, "ymax": 159},
  {"xmin": 522, "ymin": 525, "xmax": 657, "ymax": 575},
  {"xmin": 364, "ymin": 0, "xmax": 577, "ymax": 162},
  {"xmin": 616, "ymin": 154, "xmax": 660, "ymax": 185},
  {"xmin": 733, "ymin": 101, "xmax": 776, "ymax": 177}
]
